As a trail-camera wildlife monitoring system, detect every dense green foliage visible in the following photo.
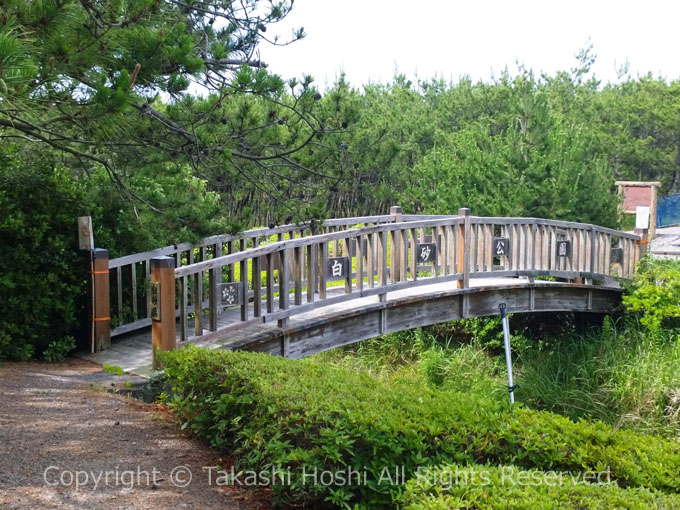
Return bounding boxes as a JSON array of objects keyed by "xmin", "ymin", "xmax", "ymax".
[
  {"xmin": 622, "ymin": 257, "xmax": 680, "ymax": 333},
  {"xmin": 0, "ymin": 151, "xmax": 87, "ymax": 359},
  {"xmin": 161, "ymin": 346, "xmax": 680, "ymax": 509},
  {"xmin": 402, "ymin": 464, "xmax": 680, "ymax": 510}
]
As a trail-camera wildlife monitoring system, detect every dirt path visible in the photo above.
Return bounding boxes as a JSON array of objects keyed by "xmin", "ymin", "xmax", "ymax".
[{"xmin": 0, "ymin": 358, "xmax": 271, "ymax": 510}]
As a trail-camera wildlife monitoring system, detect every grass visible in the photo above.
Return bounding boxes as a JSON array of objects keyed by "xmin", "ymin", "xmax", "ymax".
[
  {"xmin": 518, "ymin": 317, "xmax": 680, "ymax": 437},
  {"xmin": 315, "ymin": 313, "xmax": 680, "ymax": 439}
]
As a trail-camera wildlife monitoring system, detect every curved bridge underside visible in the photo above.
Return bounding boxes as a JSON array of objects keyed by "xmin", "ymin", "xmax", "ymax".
[{"xmin": 199, "ymin": 278, "xmax": 622, "ymax": 360}]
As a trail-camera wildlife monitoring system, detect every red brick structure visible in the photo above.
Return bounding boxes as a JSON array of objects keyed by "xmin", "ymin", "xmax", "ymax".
[{"xmin": 616, "ymin": 181, "xmax": 660, "ymax": 239}]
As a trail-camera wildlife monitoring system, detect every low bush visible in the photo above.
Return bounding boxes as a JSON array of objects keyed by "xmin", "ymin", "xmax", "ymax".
[
  {"xmin": 162, "ymin": 346, "xmax": 680, "ymax": 509},
  {"xmin": 402, "ymin": 464, "xmax": 680, "ymax": 510},
  {"xmin": 42, "ymin": 336, "xmax": 76, "ymax": 362},
  {"xmin": 622, "ymin": 257, "xmax": 680, "ymax": 333}
]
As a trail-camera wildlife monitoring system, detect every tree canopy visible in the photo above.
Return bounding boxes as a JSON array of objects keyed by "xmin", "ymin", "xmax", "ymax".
[{"xmin": 0, "ymin": 0, "xmax": 336, "ymax": 198}]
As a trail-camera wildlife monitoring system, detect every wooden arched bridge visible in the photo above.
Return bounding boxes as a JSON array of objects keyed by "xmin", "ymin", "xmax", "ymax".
[{"xmin": 77, "ymin": 208, "xmax": 643, "ymax": 377}]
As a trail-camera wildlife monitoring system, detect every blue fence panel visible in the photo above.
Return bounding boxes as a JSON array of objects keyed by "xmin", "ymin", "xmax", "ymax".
[{"xmin": 657, "ymin": 193, "xmax": 680, "ymax": 227}]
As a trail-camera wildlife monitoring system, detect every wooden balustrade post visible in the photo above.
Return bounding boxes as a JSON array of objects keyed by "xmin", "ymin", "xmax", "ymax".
[
  {"xmin": 89, "ymin": 248, "xmax": 111, "ymax": 353},
  {"xmin": 151, "ymin": 256, "xmax": 176, "ymax": 370},
  {"xmin": 278, "ymin": 249, "xmax": 290, "ymax": 328},
  {"xmin": 457, "ymin": 208, "xmax": 471, "ymax": 288},
  {"xmin": 390, "ymin": 206, "xmax": 403, "ymax": 281}
]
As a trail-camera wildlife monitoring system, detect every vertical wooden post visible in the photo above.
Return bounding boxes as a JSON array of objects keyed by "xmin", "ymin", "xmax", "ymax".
[
  {"xmin": 151, "ymin": 256, "xmax": 176, "ymax": 370},
  {"xmin": 390, "ymin": 206, "xmax": 403, "ymax": 281},
  {"xmin": 208, "ymin": 243, "xmax": 221, "ymax": 332},
  {"xmin": 649, "ymin": 185, "xmax": 658, "ymax": 240},
  {"xmin": 240, "ymin": 239, "xmax": 248, "ymax": 322},
  {"xmin": 457, "ymin": 208, "xmax": 471, "ymax": 288},
  {"xmin": 294, "ymin": 246, "xmax": 303, "ymax": 305},
  {"xmin": 343, "ymin": 237, "xmax": 353, "ymax": 293},
  {"xmin": 278, "ymin": 249, "xmax": 290, "ymax": 328},
  {"xmin": 307, "ymin": 244, "xmax": 316, "ymax": 303},
  {"xmin": 192, "ymin": 249, "xmax": 202, "ymax": 336},
  {"xmin": 266, "ymin": 253, "xmax": 275, "ymax": 313},
  {"xmin": 319, "ymin": 242, "xmax": 328, "ymax": 300},
  {"xmin": 357, "ymin": 235, "xmax": 364, "ymax": 291},
  {"xmin": 90, "ymin": 248, "xmax": 110, "ymax": 353}
]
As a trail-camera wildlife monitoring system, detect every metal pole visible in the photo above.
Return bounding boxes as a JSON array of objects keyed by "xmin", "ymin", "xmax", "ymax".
[{"xmin": 499, "ymin": 303, "xmax": 516, "ymax": 404}]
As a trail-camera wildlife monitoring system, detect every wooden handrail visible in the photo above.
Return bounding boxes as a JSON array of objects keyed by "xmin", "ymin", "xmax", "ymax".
[
  {"xmin": 109, "ymin": 214, "xmax": 398, "ymax": 269},
  {"xmin": 102, "ymin": 209, "xmax": 643, "ymax": 347},
  {"xmin": 174, "ymin": 217, "xmax": 465, "ymax": 277}
]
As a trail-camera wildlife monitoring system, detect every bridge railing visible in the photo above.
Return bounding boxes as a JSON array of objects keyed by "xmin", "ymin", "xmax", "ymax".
[
  {"xmin": 156, "ymin": 208, "xmax": 641, "ymax": 347},
  {"xmin": 468, "ymin": 216, "xmax": 640, "ymax": 281},
  {"xmin": 105, "ymin": 213, "xmax": 397, "ymax": 338}
]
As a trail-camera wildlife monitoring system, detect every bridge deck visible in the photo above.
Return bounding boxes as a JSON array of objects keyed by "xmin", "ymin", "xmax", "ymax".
[{"xmin": 74, "ymin": 275, "xmax": 620, "ymax": 378}]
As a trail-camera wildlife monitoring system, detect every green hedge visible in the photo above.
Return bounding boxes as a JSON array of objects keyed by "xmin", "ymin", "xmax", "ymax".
[
  {"xmin": 162, "ymin": 346, "xmax": 680, "ymax": 509},
  {"xmin": 402, "ymin": 464, "xmax": 680, "ymax": 510}
]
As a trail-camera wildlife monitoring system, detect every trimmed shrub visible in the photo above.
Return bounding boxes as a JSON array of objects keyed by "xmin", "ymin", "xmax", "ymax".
[
  {"xmin": 402, "ymin": 464, "xmax": 680, "ymax": 510},
  {"xmin": 162, "ymin": 346, "xmax": 680, "ymax": 509}
]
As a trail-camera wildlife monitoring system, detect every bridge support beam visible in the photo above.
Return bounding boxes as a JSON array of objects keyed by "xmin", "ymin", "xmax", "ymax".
[
  {"xmin": 233, "ymin": 284, "xmax": 624, "ymax": 360},
  {"xmin": 151, "ymin": 256, "xmax": 176, "ymax": 369}
]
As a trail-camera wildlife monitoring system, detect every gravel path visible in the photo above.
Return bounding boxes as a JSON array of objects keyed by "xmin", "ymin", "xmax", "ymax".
[{"xmin": 0, "ymin": 358, "xmax": 271, "ymax": 510}]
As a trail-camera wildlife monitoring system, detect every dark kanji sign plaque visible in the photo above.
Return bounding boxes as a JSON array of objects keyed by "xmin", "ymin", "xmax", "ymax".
[
  {"xmin": 416, "ymin": 243, "xmax": 437, "ymax": 263},
  {"xmin": 493, "ymin": 237, "xmax": 510, "ymax": 257},
  {"xmin": 220, "ymin": 282, "xmax": 244, "ymax": 306},
  {"xmin": 556, "ymin": 240, "xmax": 571, "ymax": 258},
  {"xmin": 610, "ymin": 247, "xmax": 624, "ymax": 264},
  {"xmin": 326, "ymin": 257, "xmax": 349, "ymax": 281}
]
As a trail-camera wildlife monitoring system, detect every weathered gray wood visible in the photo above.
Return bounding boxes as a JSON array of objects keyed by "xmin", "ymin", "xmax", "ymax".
[
  {"xmin": 293, "ymin": 246, "xmax": 303, "ymax": 305},
  {"xmin": 192, "ymin": 249, "xmax": 202, "ymax": 336},
  {"xmin": 131, "ymin": 263, "xmax": 138, "ymax": 317},
  {"xmin": 367, "ymin": 233, "xmax": 375, "ymax": 288},
  {"xmin": 307, "ymin": 244, "xmax": 316, "ymax": 303},
  {"xmin": 266, "ymin": 253, "xmax": 275, "ymax": 313},
  {"xmin": 343, "ymin": 238, "xmax": 353, "ymax": 293},
  {"xmin": 401, "ymin": 229, "xmax": 409, "ymax": 281},
  {"xmin": 319, "ymin": 241, "xmax": 328, "ymax": 300},
  {"xmin": 380, "ymin": 230, "xmax": 388, "ymax": 287},
  {"xmin": 409, "ymin": 228, "xmax": 418, "ymax": 280},
  {"xmin": 175, "ymin": 218, "xmax": 471, "ymax": 277},
  {"xmin": 179, "ymin": 276, "xmax": 188, "ymax": 341},
  {"xmin": 107, "ymin": 211, "xmax": 642, "ymax": 345},
  {"xmin": 278, "ymin": 248, "xmax": 290, "ymax": 327},
  {"xmin": 389, "ymin": 230, "xmax": 399, "ymax": 284},
  {"xmin": 111, "ymin": 317, "xmax": 152, "ymax": 337},
  {"xmin": 208, "ymin": 244, "xmax": 220, "ymax": 332},
  {"xmin": 116, "ymin": 266, "xmax": 123, "ymax": 325},
  {"xmin": 228, "ymin": 240, "xmax": 235, "ymax": 283},
  {"xmin": 89, "ymin": 275, "xmax": 625, "ymax": 375},
  {"xmin": 109, "ymin": 215, "xmax": 639, "ymax": 269},
  {"xmin": 253, "ymin": 255, "xmax": 262, "ymax": 317},
  {"xmin": 462, "ymin": 209, "xmax": 471, "ymax": 287},
  {"xmin": 357, "ymin": 235, "xmax": 364, "ymax": 291}
]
